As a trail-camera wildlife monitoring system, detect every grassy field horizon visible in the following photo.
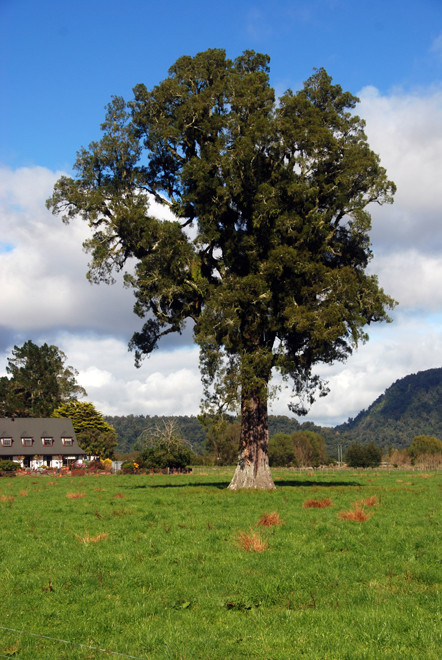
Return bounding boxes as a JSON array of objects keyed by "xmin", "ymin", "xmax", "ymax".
[{"xmin": 0, "ymin": 468, "xmax": 440, "ymax": 659}]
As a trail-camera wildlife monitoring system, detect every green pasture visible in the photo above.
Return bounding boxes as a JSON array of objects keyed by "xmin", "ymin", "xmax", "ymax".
[{"xmin": 0, "ymin": 468, "xmax": 440, "ymax": 659}]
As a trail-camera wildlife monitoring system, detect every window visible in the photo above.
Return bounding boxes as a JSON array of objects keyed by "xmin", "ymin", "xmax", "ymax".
[
  {"xmin": 42, "ymin": 437, "xmax": 54, "ymax": 446},
  {"xmin": 1, "ymin": 438, "xmax": 12, "ymax": 447},
  {"xmin": 22, "ymin": 437, "xmax": 33, "ymax": 447},
  {"xmin": 62, "ymin": 438, "xmax": 73, "ymax": 446}
]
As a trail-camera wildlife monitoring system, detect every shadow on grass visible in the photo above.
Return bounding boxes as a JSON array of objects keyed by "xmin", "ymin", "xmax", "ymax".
[{"xmin": 131, "ymin": 480, "xmax": 360, "ymax": 490}]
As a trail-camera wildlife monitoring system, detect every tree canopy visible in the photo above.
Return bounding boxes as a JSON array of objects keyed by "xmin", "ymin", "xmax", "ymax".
[
  {"xmin": 47, "ymin": 49, "xmax": 395, "ymax": 489},
  {"xmin": 0, "ymin": 340, "xmax": 86, "ymax": 417},
  {"xmin": 51, "ymin": 400, "xmax": 117, "ymax": 459},
  {"xmin": 408, "ymin": 435, "xmax": 442, "ymax": 461},
  {"xmin": 139, "ymin": 420, "xmax": 192, "ymax": 470}
]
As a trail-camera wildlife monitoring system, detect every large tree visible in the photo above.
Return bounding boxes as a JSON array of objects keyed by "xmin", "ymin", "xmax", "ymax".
[
  {"xmin": 47, "ymin": 49, "xmax": 396, "ymax": 489},
  {"xmin": 0, "ymin": 340, "xmax": 86, "ymax": 417}
]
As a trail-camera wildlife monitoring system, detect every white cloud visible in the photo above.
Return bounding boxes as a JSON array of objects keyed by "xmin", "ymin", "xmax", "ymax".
[
  {"xmin": 59, "ymin": 333, "xmax": 202, "ymax": 416},
  {"xmin": 358, "ymin": 85, "xmax": 442, "ymax": 253},
  {"xmin": 0, "ymin": 166, "xmax": 139, "ymax": 336}
]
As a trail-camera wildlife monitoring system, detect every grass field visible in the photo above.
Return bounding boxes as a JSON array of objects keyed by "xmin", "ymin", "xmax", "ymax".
[{"xmin": 0, "ymin": 468, "xmax": 440, "ymax": 659}]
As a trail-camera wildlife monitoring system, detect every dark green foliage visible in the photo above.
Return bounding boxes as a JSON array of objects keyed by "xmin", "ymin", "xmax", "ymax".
[
  {"xmin": 108, "ymin": 412, "xmax": 327, "ymax": 460},
  {"xmin": 408, "ymin": 435, "xmax": 442, "ymax": 461},
  {"xmin": 268, "ymin": 416, "xmax": 302, "ymax": 436},
  {"xmin": 269, "ymin": 430, "xmax": 328, "ymax": 466},
  {"xmin": 203, "ymin": 419, "xmax": 240, "ymax": 465},
  {"xmin": 141, "ymin": 444, "xmax": 192, "ymax": 470},
  {"xmin": 106, "ymin": 414, "xmax": 207, "ymax": 454},
  {"xmin": 52, "ymin": 401, "xmax": 117, "ymax": 459},
  {"xmin": 139, "ymin": 420, "xmax": 192, "ymax": 470},
  {"xmin": 345, "ymin": 441, "xmax": 382, "ymax": 467},
  {"xmin": 337, "ymin": 368, "xmax": 442, "ymax": 449},
  {"xmin": 121, "ymin": 460, "xmax": 138, "ymax": 473},
  {"xmin": 0, "ymin": 459, "xmax": 19, "ymax": 472},
  {"xmin": 0, "ymin": 341, "xmax": 86, "ymax": 417},
  {"xmin": 268, "ymin": 433, "xmax": 297, "ymax": 467},
  {"xmin": 48, "ymin": 49, "xmax": 395, "ymax": 487}
]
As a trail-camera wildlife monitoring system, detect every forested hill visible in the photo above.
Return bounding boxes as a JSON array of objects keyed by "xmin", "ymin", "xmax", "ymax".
[
  {"xmin": 336, "ymin": 368, "xmax": 442, "ymax": 449},
  {"xmin": 106, "ymin": 414, "xmax": 316, "ymax": 455}
]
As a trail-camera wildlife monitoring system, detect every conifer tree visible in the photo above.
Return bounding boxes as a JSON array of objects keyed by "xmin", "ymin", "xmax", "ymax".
[{"xmin": 48, "ymin": 49, "xmax": 395, "ymax": 488}]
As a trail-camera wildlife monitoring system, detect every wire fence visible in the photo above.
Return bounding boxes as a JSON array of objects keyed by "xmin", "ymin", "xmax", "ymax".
[{"xmin": 0, "ymin": 626, "xmax": 147, "ymax": 659}]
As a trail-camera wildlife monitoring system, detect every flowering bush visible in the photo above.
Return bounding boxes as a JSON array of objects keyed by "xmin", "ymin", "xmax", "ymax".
[{"xmin": 121, "ymin": 461, "xmax": 138, "ymax": 474}]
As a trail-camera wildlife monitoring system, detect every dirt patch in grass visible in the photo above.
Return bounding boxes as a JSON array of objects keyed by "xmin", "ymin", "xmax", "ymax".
[{"xmin": 67, "ymin": 492, "xmax": 86, "ymax": 499}]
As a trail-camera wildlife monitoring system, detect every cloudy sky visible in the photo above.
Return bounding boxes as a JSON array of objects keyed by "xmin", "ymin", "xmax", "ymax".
[{"xmin": 1, "ymin": 0, "xmax": 442, "ymax": 426}]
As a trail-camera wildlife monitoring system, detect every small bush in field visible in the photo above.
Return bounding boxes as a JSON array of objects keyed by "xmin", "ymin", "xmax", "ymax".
[
  {"xmin": 257, "ymin": 511, "xmax": 283, "ymax": 527},
  {"xmin": 339, "ymin": 507, "xmax": 371, "ymax": 522},
  {"xmin": 236, "ymin": 530, "xmax": 268, "ymax": 552},
  {"xmin": 303, "ymin": 498, "xmax": 333, "ymax": 509}
]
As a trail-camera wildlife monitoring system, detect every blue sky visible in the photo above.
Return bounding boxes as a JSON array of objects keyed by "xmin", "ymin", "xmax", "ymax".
[
  {"xmin": 1, "ymin": 0, "xmax": 442, "ymax": 425},
  {"xmin": 2, "ymin": 0, "xmax": 441, "ymax": 170}
]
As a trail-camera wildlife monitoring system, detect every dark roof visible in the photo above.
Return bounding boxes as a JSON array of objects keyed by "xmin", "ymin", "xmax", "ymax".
[{"xmin": 0, "ymin": 418, "xmax": 86, "ymax": 456}]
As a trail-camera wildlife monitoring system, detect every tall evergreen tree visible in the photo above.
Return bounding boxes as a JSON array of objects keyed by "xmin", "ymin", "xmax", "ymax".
[
  {"xmin": 47, "ymin": 49, "xmax": 395, "ymax": 489},
  {"xmin": 0, "ymin": 340, "xmax": 86, "ymax": 417}
]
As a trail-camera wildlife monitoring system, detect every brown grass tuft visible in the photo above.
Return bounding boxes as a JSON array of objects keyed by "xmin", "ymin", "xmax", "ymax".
[
  {"xmin": 303, "ymin": 497, "xmax": 333, "ymax": 509},
  {"xmin": 0, "ymin": 495, "xmax": 14, "ymax": 502},
  {"xmin": 67, "ymin": 492, "xmax": 86, "ymax": 499},
  {"xmin": 339, "ymin": 507, "xmax": 371, "ymax": 522},
  {"xmin": 20, "ymin": 490, "xmax": 28, "ymax": 497},
  {"xmin": 236, "ymin": 530, "xmax": 268, "ymax": 553},
  {"xmin": 75, "ymin": 532, "xmax": 108, "ymax": 544},
  {"xmin": 114, "ymin": 493, "xmax": 125, "ymax": 499},
  {"xmin": 257, "ymin": 511, "xmax": 283, "ymax": 527},
  {"xmin": 355, "ymin": 496, "xmax": 378, "ymax": 508}
]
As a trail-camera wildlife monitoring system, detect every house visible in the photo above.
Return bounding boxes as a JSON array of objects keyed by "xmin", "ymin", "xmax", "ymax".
[{"xmin": 0, "ymin": 418, "xmax": 86, "ymax": 469}]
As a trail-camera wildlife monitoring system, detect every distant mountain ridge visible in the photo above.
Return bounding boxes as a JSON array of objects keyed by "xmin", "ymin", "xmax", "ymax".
[{"xmin": 336, "ymin": 367, "xmax": 442, "ymax": 449}]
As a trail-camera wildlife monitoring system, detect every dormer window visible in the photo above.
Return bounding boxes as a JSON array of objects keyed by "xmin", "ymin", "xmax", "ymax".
[
  {"xmin": 62, "ymin": 437, "xmax": 73, "ymax": 446},
  {"xmin": 22, "ymin": 437, "xmax": 33, "ymax": 447},
  {"xmin": 42, "ymin": 437, "xmax": 54, "ymax": 446},
  {"xmin": 1, "ymin": 438, "xmax": 12, "ymax": 447}
]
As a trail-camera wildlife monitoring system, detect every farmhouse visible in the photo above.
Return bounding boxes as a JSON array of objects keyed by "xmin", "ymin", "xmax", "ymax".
[{"xmin": 0, "ymin": 418, "xmax": 86, "ymax": 469}]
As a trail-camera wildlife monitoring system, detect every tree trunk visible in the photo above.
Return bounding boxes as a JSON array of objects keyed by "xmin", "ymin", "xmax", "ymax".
[{"xmin": 228, "ymin": 388, "xmax": 275, "ymax": 490}]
